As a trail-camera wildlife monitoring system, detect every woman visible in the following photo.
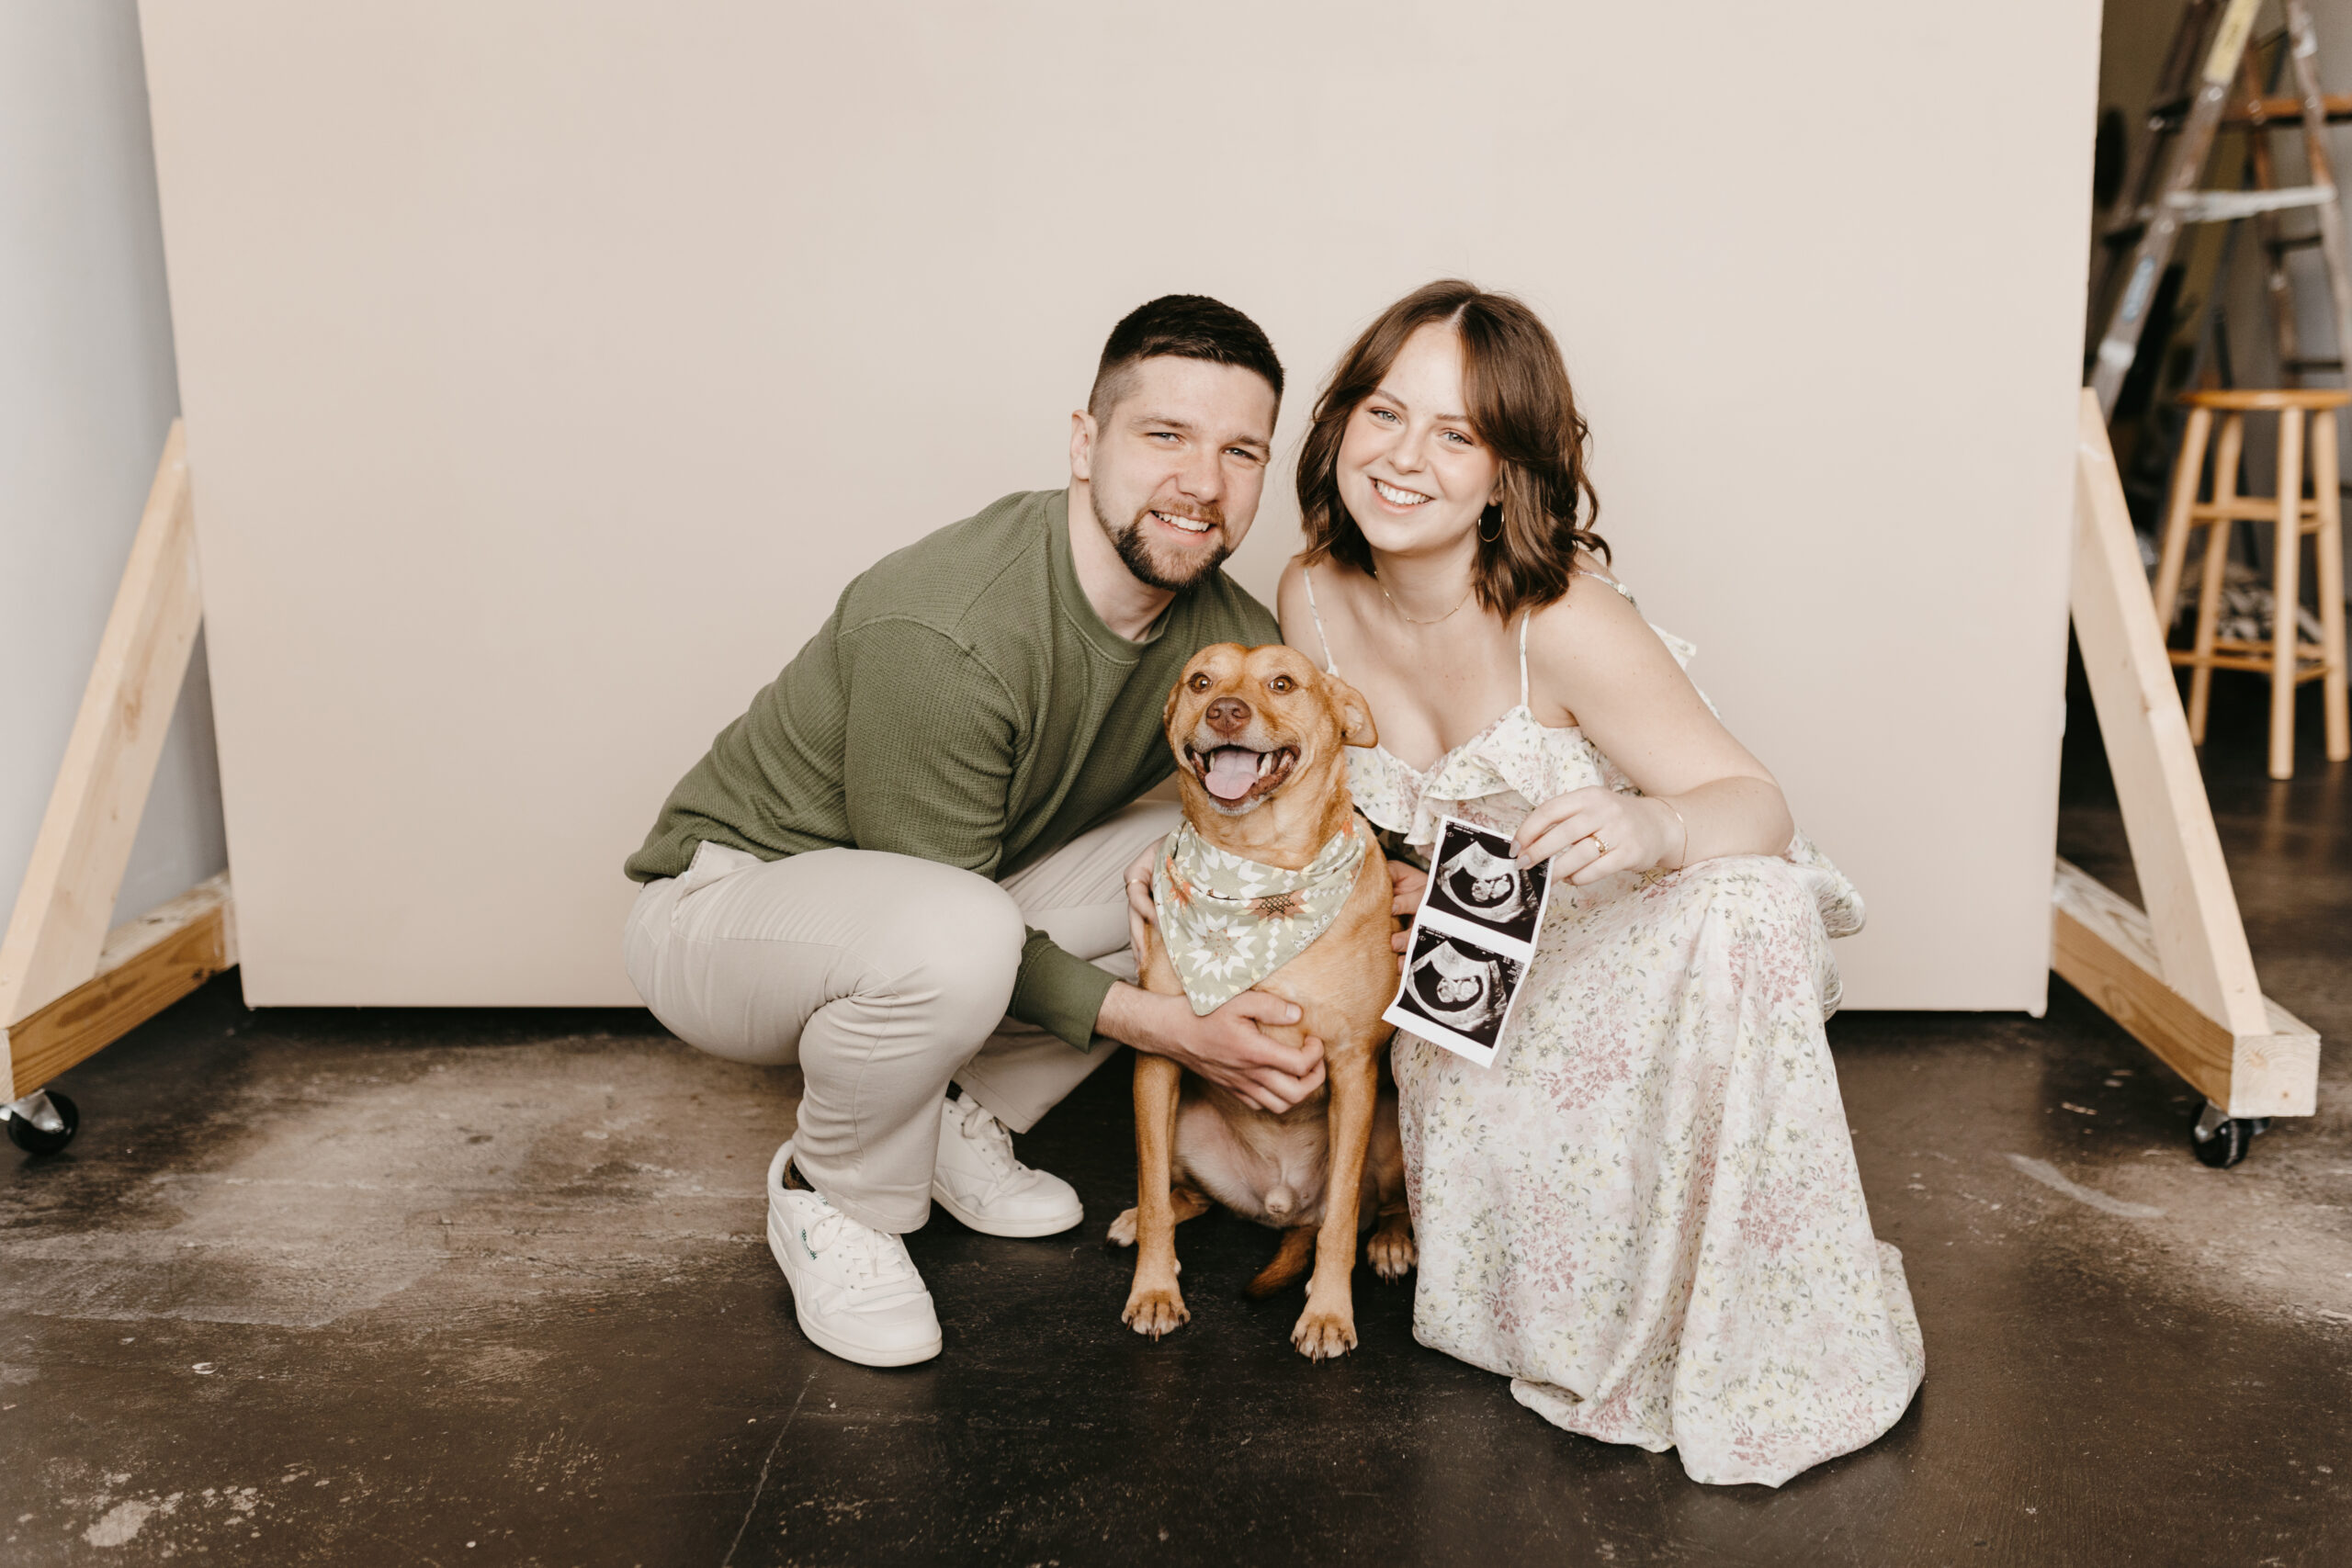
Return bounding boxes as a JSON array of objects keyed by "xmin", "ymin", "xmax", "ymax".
[{"xmin": 1280, "ymin": 280, "xmax": 1921, "ymax": 1487}]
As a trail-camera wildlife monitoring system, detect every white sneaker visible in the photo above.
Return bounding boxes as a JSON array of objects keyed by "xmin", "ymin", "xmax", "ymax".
[
  {"xmin": 930, "ymin": 1092, "xmax": 1083, "ymax": 1237},
  {"xmin": 766, "ymin": 1141, "xmax": 942, "ymax": 1367}
]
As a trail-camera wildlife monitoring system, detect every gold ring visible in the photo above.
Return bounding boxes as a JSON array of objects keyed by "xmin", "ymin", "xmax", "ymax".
[{"xmin": 1590, "ymin": 834, "xmax": 1610, "ymax": 857}]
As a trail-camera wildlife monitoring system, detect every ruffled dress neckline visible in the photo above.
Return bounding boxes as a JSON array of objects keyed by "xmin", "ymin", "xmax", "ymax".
[{"xmin": 1299, "ymin": 565, "xmax": 1672, "ymax": 853}]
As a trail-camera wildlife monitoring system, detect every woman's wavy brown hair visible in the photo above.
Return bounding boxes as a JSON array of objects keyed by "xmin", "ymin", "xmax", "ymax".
[{"xmin": 1298, "ymin": 280, "xmax": 1604, "ymax": 620}]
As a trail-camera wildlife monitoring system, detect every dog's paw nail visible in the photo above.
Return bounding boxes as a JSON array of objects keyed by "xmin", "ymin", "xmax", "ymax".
[
  {"xmin": 1291, "ymin": 1311, "xmax": 1357, "ymax": 1359},
  {"xmin": 1123, "ymin": 1288, "xmax": 1189, "ymax": 1339}
]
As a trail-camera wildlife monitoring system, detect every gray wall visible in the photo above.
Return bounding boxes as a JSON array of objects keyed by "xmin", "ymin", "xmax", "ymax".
[{"xmin": 1, "ymin": 1, "xmax": 224, "ymax": 939}]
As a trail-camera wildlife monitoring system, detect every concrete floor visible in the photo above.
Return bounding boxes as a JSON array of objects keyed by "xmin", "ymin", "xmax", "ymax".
[{"xmin": 3, "ymin": 674, "xmax": 2347, "ymax": 1567}]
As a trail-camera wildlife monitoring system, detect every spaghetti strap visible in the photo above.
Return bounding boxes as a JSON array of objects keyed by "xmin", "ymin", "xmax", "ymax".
[
  {"xmin": 1517, "ymin": 612, "xmax": 1532, "ymax": 709},
  {"xmin": 1573, "ymin": 567, "xmax": 1638, "ymax": 609},
  {"xmin": 1301, "ymin": 566, "xmax": 1340, "ymax": 674}
]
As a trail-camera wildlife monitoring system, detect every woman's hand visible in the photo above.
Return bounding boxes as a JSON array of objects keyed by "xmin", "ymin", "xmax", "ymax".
[
  {"xmin": 1125, "ymin": 841, "xmax": 1159, "ymax": 930},
  {"xmin": 1386, "ymin": 859, "xmax": 1428, "ymax": 968},
  {"xmin": 1514, "ymin": 788, "xmax": 1680, "ymax": 886},
  {"xmin": 1123, "ymin": 840, "xmax": 1161, "ymax": 964}
]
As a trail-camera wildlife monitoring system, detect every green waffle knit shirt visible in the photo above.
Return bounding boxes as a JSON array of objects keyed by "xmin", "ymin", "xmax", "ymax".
[{"xmin": 625, "ymin": 488, "xmax": 1279, "ymax": 1050}]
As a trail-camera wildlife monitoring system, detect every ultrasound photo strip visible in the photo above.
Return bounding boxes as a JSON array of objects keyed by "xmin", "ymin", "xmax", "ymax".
[{"xmin": 1382, "ymin": 817, "xmax": 1555, "ymax": 1069}]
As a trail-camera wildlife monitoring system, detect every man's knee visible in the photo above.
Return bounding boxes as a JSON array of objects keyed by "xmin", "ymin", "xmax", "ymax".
[{"xmin": 876, "ymin": 862, "xmax": 1028, "ymax": 1021}]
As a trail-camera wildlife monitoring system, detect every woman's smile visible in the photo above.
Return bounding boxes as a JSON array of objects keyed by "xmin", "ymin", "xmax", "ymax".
[{"xmin": 1370, "ymin": 478, "xmax": 1434, "ymax": 511}]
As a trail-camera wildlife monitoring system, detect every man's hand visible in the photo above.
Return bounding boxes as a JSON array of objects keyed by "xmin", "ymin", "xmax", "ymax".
[
  {"xmin": 1386, "ymin": 858, "xmax": 1428, "ymax": 966},
  {"xmin": 1097, "ymin": 982, "xmax": 1327, "ymax": 1113}
]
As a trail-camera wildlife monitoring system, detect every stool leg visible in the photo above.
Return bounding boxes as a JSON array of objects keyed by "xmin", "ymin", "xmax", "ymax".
[
  {"xmin": 2314, "ymin": 406, "xmax": 2349, "ymax": 762},
  {"xmin": 2154, "ymin": 406, "xmax": 2212, "ymax": 629},
  {"xmin": 2188, "ymin": 414, "xmax": 2245, "ymax": 744},
  {"xmin": 2269, "ymin": 409, "xmax": 2305, "ymax": 781}
]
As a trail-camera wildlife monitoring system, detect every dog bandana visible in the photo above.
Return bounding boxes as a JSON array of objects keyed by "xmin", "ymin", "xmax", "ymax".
[{"xmin": 1152, "ymin": 815, "xmax": 1372, "ymax": 1015}]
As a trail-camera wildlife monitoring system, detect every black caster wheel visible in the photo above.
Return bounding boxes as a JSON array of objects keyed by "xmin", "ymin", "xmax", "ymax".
[
  {"xmin": 2190, "ymin": 1100, "xmax": 2268, "ymax": 1169},
  {"xmin": 6, "ymin": 1091, "xmax": 78, "ymax": 1156}
]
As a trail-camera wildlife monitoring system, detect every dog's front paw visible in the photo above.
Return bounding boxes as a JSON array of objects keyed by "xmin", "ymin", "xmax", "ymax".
[
  {"xmin": 1292, "ymin": 1302, "xmax": 1358, "ymax": 1360},
  {"xmin": 1123, "ymin": 1282, "xmax": 1189, "ymax": 1339},
  {"xmin": 1368, "ymin": 1223, "xmax": 1417, "ymax": 1281},
  {"xmin": 1107, "ymin": 1207, "xmax": 1137, "ymax": 1247}
]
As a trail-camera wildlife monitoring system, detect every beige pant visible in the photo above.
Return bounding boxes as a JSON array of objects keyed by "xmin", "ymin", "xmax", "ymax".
[{"xmin": 622, "ymin": 800, "xmax": 1176, "ymax": 1233}]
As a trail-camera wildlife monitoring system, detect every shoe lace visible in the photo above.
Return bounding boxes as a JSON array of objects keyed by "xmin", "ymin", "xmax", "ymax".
[
  {"xmin": 957, "ymin": 1099, "xmax": 1019, "ymax": 1179},
  {"xmin": 803, "ymin": 1210, "xmax": 915, "ymax": 1289}
]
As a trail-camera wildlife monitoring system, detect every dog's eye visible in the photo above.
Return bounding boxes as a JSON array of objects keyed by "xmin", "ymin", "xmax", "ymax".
[
  {"xmin": 1189, "ymin": 672, "xmax": 1212, "ymax": 692},
  {"xmin": 1269, "ymin": 675, "xmax": 1294, "ymax": 694}
]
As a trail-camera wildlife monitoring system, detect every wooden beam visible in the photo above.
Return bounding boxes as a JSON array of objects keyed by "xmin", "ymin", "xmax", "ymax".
[
  {"xmin": 2151, "ymin": 85, "xmax": 2352, "ymax": 130},
  {"xmin": 0, "ymin": 421, "xmax": 204, "ymax": 1069},
  {"xmin": 2069, "ymin": 390, "xmax": 2272, "ymax": 1038},
  {"xmin": 2, "ymin": 875, "xmax": 236, "ymax": 1100},
  {"xmin": 2052, "ymin": 860, "xmax": 2316, "ymax": 1117},
  {"xmin": 2062, "ymin": 390, "xmax": 2321, "ymax": 1121},
  {"xmin": 2215, "ymin": 91, "xmax": 2352, "ymax": 126}
]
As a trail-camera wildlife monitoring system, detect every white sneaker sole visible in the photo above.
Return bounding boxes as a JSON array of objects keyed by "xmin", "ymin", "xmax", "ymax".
[
  {"xmin": 765, "ymin": 1142, "xmax": 941, "ymax": 1368},
  {"xmin": 928, "ymin": 1179, "xmax": 1082, "ymax": 1238}
]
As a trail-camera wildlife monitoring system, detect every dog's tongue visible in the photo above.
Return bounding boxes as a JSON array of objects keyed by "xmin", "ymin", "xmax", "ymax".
[{"xmin": 1203, "ymin": 748, "xmax": 1260, "ymax": 801}]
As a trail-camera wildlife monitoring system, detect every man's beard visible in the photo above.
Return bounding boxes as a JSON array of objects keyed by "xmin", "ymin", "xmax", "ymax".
[{"xmin": 1094, "ymin": 494, "xmax": 1231, "ymax": 592}]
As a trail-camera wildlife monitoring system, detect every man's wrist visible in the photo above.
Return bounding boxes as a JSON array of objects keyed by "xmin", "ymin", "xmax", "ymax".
[{"xmin": 1096, "ymin": 980, "xmax": 1169, "ymax": 1056}]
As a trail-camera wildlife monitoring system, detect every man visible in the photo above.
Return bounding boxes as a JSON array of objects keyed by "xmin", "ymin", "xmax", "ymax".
[{"xmin": 623, "ymin": 296, "xmax": 1329, "ymax": 1367}]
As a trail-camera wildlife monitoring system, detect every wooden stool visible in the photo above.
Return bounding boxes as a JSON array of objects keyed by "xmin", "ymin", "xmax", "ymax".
[{"xmin": 2150, "ymin": 389, "xmax": 2351, "ymax": 780}]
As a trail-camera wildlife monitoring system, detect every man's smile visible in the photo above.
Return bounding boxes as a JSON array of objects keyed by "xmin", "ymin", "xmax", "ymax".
[{"xmin": 1149, "ymin": 508, "xmax": 1218, "ymax": 536}]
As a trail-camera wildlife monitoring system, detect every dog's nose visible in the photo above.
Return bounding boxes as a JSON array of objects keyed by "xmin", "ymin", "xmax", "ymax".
[{"xmin": 1205, "ymin": 697, "xmax": 1251, "ymax": 735}]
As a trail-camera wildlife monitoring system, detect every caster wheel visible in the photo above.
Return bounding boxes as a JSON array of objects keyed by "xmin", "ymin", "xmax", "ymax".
[
  {"xmin": 6, "ymin": 1091, "xmax": 78, "ymax": 1156},
  {"xmin": 2190, "ymin": 1100, "xmax": 2267, "ymax": 1169}
]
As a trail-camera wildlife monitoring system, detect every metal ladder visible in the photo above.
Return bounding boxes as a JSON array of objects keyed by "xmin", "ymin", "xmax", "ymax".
[{"xmin": 2087, "ymin": 0, "xmax": 2352, "ymax": 418}]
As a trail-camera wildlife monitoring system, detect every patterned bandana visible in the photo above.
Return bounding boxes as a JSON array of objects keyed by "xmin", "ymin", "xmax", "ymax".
[{"xmin": 1151, "ymin": 815, "xmax": 1372, "ymax": 1016}]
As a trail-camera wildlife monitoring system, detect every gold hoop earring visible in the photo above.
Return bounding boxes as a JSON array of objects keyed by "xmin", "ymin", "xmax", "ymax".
[{"xmin": 1478, "ymin": 503, "xmax": 1503, "ymax": 544}]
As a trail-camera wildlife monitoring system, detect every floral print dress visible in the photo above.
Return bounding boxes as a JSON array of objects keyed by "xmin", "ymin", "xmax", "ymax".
[{"xmin": 1303, "ymin": 570, "xmax": 1924, "ymax": 1488}]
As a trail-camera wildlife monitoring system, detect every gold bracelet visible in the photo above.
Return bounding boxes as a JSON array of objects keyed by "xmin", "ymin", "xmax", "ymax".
[{"xmin": 1657, "ymin": 797, "xmax": 1690, "ymax": 870}]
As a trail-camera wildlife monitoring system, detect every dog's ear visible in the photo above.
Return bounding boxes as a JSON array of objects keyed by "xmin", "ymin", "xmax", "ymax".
[
  {"xmin": 1323, "ymin": 673, "xmax": 1378, "ymax": 749},
  {"xmin": 1162, "ymin": 672, "xmax": 1188, "ymax": 739}
]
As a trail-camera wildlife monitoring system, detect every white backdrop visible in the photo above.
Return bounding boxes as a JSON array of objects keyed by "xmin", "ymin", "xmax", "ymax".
[{"xmin": 139, "ymin": 0, "xmax": 2100, "ymax": 1008}]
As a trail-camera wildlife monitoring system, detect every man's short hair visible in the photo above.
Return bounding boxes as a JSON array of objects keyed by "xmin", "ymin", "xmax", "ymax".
[{"xmin": 1088, "ymin": 295, "xmax": 1284, "ymax": 418}]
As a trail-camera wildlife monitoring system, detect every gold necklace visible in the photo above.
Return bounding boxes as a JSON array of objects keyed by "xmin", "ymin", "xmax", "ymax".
[{"xmin": 1374, "ymin": 574, "xmax": 1472, "ymax": 625}]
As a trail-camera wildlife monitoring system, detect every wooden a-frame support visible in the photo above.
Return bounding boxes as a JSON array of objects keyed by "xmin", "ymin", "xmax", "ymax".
[
  {"xmin": 0, "ymin": 420, "xmax": 236, "ymax": 1101},
  {"xmin": 2057, "ymin": 389, "xmax": 2319, "ymax": 1118}
]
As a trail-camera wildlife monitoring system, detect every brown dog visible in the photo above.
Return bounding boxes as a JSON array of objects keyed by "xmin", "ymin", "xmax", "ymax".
[{"xmin": 1112, "ymin": 642, "xmax": 1413, "ymax": 1359}]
